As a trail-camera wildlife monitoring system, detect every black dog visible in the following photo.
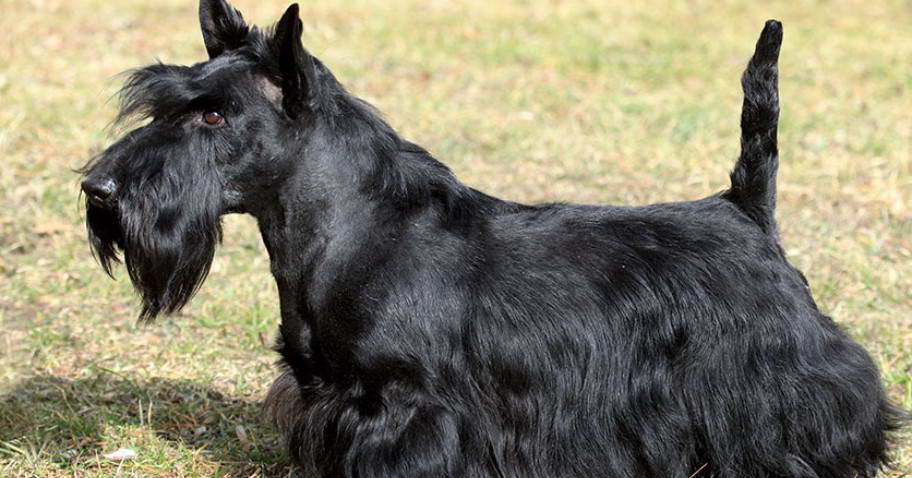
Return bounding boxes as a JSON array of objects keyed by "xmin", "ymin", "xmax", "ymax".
[{"xmin": 80, "ymin": 1, "xmax": 905, "ymax": 476}]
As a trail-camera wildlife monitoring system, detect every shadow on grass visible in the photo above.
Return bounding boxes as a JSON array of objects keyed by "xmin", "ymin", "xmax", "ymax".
[{"xmin": 0, "ymin": 372, "xmax": 295, "ymax": 477}]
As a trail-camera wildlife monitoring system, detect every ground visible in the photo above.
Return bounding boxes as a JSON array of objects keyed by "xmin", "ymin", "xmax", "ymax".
[{"xmin": 0, "ymin": 0, "xmax": 909, "ymax": 476}]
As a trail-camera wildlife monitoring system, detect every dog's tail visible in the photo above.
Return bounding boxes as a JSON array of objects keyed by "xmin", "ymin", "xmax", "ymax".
[{"xmin": 723, "ymin": 20, "xmax": 782, "ymax": 235}]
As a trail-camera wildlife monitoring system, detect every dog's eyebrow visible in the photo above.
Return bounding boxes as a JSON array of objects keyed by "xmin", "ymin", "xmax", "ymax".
[
  {"xmin": 186, "ymin": 92, "xmax": 229, "ymax": 111},
  {"xmin": 116, "ymin": 60, "xmax": 257, "ymax": 125},
  {"xmin": 115, "ymin": 64, "xmax": 196, "ymax": 125}
]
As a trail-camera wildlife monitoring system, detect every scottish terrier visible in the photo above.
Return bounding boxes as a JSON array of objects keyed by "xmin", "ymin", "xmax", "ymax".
[{"xmin": 80, "ymin": 1, "xmax": 905, "ymax": 476}]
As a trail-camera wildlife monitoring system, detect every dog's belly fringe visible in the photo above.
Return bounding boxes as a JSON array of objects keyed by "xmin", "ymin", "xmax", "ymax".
[{"xmin": 266, "ymin": 324, "xmax": 899, "ymax": 478}]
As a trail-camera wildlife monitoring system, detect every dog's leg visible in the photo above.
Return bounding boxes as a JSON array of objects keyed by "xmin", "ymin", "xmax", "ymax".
[
  {"xmin": 346, "ymin": 400, "xmax": 468, "ymax": 478},
  {"xmin": 267, "ymin": 368, "xmax": 476, "ymax": 477}
]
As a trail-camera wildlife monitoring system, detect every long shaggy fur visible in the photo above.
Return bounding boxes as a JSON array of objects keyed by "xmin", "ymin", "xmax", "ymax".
[
  {"xmin": 81, "ymin": 3, "xmax": 907, "ymax": 477},
  {"xmin": 83, "ymin": 121, "xmax": 224, "ymax": 320}
]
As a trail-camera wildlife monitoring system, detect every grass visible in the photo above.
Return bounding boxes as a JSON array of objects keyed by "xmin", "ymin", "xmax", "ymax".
[{"xmin": 0, "ymin": 0, "xmax": 909, "ymax": 476}]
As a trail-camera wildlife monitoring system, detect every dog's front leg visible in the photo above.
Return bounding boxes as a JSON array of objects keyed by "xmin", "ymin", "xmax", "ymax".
[{"xmin": 340, "ymin": 397, "xmax": 470, "ymax": 478}]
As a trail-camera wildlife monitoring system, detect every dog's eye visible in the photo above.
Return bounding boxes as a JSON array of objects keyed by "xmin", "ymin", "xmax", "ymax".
[{"xmin": 202, "ymin": 111, "xmax": 224, "ymax": 126}]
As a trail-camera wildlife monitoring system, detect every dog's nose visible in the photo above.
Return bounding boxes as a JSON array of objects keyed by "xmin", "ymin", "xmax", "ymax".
[{"xmin": 81, "ymin": 177, "xmax": 117, "ymax": 207}]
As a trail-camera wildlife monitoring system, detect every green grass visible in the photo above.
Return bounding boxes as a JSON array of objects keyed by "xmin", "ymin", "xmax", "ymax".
[{"xmin": 1, "ymin": 0, "xmax": 910, "ymax": 476}]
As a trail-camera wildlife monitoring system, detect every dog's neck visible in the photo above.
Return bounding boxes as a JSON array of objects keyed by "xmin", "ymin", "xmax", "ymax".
[
  {"xmin": 252, "ymin": 112, "xmax": 430, "ymax": 323},
  {"xmin": 251, "ymin": 108, "xmax": 457, "ymax": 380},
  {"xmin": 254, "ymin": 92, "xmax": 491, "ymax": 277},
  {"xmin": 252, "ymin": 89, "xmax": 512, "ymax": 364}
]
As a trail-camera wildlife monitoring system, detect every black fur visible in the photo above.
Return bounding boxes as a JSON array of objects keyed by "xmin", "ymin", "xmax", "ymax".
[
  {"xmin": 723, "ymin": 21, "xmax": 782, "ymax": 236},
  {"xmin": 80, "ymin": 3, "xmax": 907, "ymax": 476}
]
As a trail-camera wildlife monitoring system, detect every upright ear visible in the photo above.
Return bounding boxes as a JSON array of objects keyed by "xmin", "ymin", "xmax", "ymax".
[
  {"xmin": 199, "ymin": 0, "xmax": 249, "ymax": 58},
  {"xmin": 272, "ymin": 4, "xmax": 317, "ymax": 119}
]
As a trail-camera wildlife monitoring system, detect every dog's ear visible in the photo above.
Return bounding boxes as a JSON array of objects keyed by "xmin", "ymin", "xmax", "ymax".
[
  {"xmin": 272, "ymin": 4, "xmax": 317, "ymax": 119},
  {"xmin": 199, "ymin": 0, "xmax": 249, "ymax": 58}
]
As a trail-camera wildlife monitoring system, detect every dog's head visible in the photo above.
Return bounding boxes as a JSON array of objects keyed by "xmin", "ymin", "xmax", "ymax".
[{"xmin": 80, "ymin": 0, "xmax": 323, "ymax": 320}]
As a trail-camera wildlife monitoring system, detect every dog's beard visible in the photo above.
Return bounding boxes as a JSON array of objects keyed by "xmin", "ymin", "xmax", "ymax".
[
  {"xmin": 86, "ymin": 203, "xmax": 126, "ymax": 275},
  {"xmin": 85, "ymin": 171, "xmax": 223, "ymax": 321}
]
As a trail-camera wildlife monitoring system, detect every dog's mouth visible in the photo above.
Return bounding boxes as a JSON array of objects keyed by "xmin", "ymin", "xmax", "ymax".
[{"xmin": 86, "ymin": 194, "xmax": 116, "ymax": 210}]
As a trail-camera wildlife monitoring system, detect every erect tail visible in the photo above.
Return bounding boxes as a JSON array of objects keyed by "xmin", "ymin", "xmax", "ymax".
[{"xmin": 723, "ymin": 20, "xmax": 782, "ymax": 235}]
